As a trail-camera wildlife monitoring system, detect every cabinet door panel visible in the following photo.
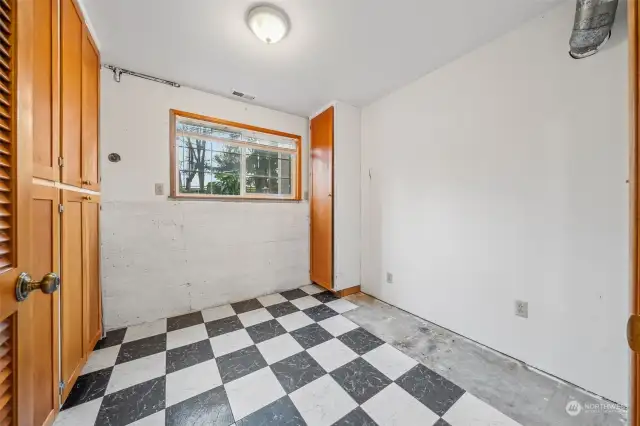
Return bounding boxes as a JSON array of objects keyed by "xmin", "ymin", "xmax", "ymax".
[
  {"xmin": 33, "ymin": 0, "xmax": 59, "ymax": 181},
  {"xmin": 61, "ymin": 0, "xmax": 82, "ymax": 187},
  {"xmin": 81, "ymin": 31, "xmax": 99, "ymax": 191},
  {"xmin": 31, "ymin": 185, "xmax": 60, "ymax": 426},
  {"xmin": 61, "ymin": 190, "xmax": 85, "ymax": 401},
  {"xmin": 83, "ymin": 197, "xmax": 101, "ymax": 349}
]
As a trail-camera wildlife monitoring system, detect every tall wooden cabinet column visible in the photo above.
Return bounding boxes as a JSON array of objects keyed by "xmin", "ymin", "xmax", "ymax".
[
  {"xmin": 58, "ymin": 0, "xmax": 103, "ymax": 403},
  {"xmin": 310, "ymin": 102, "xmax": 361, "ymax": 295},
  {"xmin": 32, "ymin": 0, "xmax": 103, "ymax": 410}
]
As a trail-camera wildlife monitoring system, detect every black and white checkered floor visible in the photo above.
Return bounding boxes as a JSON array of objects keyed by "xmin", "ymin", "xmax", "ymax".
[{"xmin": 54, "ymin": 285, "xmax": 522, "ymax": 426}]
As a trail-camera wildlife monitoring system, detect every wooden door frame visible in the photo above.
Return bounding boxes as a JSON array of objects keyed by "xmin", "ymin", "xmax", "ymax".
[{"xmin": 631, "ymin": 0, "xmax": 639, "ymax": 424}]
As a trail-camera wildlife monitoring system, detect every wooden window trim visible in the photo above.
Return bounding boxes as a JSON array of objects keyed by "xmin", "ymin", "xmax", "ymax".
[{"xmin": 169, "ymin": 109, "xmax": 303, "ymax": 201}]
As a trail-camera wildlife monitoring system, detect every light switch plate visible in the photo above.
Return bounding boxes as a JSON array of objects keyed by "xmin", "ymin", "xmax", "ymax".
[{"xmin": 155, "ymin": 183, "xmax": 164, "ymax": 196}]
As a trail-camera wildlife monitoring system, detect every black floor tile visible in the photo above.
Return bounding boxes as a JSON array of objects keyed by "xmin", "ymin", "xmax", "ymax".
[
  {"xmin": 280, "ymin": 289, "xmax": 308, "ymax": 301},
  {"xmin": 246, "ymin": 319, "xmax": 287, "ymax": 344},
  {"xmin": 167, "ymin": 311, "xmax": 204, "ymax": 332},
  {"xmin": 313, "ymin": 291, "xmax": 339, "ymax": 303},
  {"xmin": 166, "ymin": 339, "xmax": 214, "ymax": 374},
  {"xmin": 206, "ymin": 316, "xmax": 244, "ymax": 338},
  {"xmin": 265, "ymin": 301, "xmax": 299, "ymax": 318},
  {"xmin": 303, "ymin": 305, "xmax": 338, "ymax": 322},
  {"xmin": 61, "ymin": 368, "xmax": 112, "ymax": 410},
  {"xmin": 116, "ymin": 333, "xmax": 166, "ymax": 364},
  {"xmin": 333, "ymin": 407, "xmax": 378, "ymax": 426},
  {"xmin": 95, "ymin": 376, "xmax": 165, "ymax": 426},
  {"xmin": 166, "ymin": 386, "xmax": 234, "ymax": 426},
  {"xmin": 396, "ymin": 364, "xmax": 465, "ymax": 416},
  {"xmin": 231, "ymin": 298, "xmax": 263, "ymax": 314},
  {"xmin": 94, "ymin": 328, "xmax": 126, "ymax": 350},
  {"xmin": 337, "ymin": 328, "xmax": 384, "ymax": 356},
  {"xmin": 216, "ymin": 345, "xmax": 268, "ymax": 383},
  {"xmin": 331, "ymin": 358, "xmax": 391, "ymax": 404},
  {"xmin": 236, "ymin": 396, "xmax": 306, "ymax": 426},
  {"xmin": 433, "ymin": 419, "xmax": 452, "ymax": 426},
  {"xmin": 290, "ymin": 323, "xmax": 333, "ymax": 349},
  {"xmin": 271, "ymin": 351, "xmax": 326, "ymax": 393}
]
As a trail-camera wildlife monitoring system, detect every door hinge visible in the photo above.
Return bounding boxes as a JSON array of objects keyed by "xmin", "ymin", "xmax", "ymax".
[
  {"xmin": 628, "ymin": 314, "xmax": 640, "ymax": 352},
  {"xmin": 57, "ymin": 157, "xmax": 64, "ymax": 167},
  {"xmin": 58, "ymin": 204, "xmax": 64, "ymax": 214},
  {"xmin": 58, "ymin": 380, "xmax": 65, "ymax": 395}
]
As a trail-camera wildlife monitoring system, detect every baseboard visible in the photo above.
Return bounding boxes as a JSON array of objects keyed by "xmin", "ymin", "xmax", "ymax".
[{"xmin": 333, "ymin": 285, "xmax": 360, "ymax": 298}]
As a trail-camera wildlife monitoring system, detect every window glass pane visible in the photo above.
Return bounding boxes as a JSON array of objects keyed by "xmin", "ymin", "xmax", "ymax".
[
  {"xmin": 280, "ymin": 178, "xmax": 291, "ymax": 195},
  {"xmin": 246, "ymin": 177, "xmax": 278, "ymax": 194},
  {"xmin": 177, "ymin": 137, "xmax": 240, "ymax": 195},
  {"xmin": 281, "ymin": 159, "xmax": 291, "ymax": 178},
  {"xmin": 246, "ymin": 149, "xmax": 278, "ymax": 177}
]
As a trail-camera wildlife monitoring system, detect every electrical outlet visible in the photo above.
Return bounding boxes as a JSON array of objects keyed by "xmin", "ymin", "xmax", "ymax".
[
  {"xmin": 155, "ymin": 183, "xmax": 164, "ymax": 196},
  {"xmin": 386, "ymin": 272, "xmax": 393, "ymax": 284},
  {"xmin": 515, "ymin": 300, "xmax": 528, "ymax": 318}
]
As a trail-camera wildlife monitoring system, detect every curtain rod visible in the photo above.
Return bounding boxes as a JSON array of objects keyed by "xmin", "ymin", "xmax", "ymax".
[{"xmin": 102, "ymin": 64, "xmax": 180, "ymax": 88}]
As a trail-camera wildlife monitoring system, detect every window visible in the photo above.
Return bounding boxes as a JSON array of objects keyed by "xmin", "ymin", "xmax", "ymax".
[{"xmin": 170, "ymin": 110, "xmax": 301, "ymax": 200}]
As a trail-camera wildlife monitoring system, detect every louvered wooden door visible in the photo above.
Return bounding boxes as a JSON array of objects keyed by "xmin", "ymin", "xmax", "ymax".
[{"xmin": 0, "ymin": 0, "xmax": 60, "ymax": 425}]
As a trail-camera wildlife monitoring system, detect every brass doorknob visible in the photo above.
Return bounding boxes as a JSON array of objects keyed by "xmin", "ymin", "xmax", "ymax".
[{"xmin": 15, "ymin": 272, "xmax": 60, "ymax": 301}]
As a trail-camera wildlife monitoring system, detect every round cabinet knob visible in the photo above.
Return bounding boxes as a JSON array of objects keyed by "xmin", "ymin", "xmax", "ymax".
[{"xmin": 15, "ymin": 272, "xmax": 60, "ymax": 301}]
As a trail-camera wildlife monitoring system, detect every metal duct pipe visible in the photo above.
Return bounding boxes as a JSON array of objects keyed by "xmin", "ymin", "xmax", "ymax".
[{"xmin": 569, "ymin": 0, "xmax": 619, "ymax": 59}]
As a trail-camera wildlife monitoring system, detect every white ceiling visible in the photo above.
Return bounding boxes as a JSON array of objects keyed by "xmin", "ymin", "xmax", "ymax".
[{"xmin": 80, "ymin": 0, "xmax": 562, "ymax": 117}]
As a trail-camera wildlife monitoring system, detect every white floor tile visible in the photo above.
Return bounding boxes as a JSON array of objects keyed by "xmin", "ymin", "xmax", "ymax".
[
  {"xmin": 290, "ymin": 296, "xmax": 322, "ymax": 310},
  {"xmin": 166, "ymin": 359, "xmax": 223, "ymax": 407},
  {"xmin": 443, "ymin": 392, "xmax": 521, "ymax": 426},
  {"xmin": 123, "ymin": 319, "xmax": 167, "ymax": 343},
  {"xmin": 256, "ymin": 333, "xmax": 304, "ymax": 364},
  {"xmin": 257, "ymin": 293, "xmax": 287, "ymax": 307},
  {"xmin": 361, "ymin": 344, "xmax": 418, "ymax": 380},
  {"xmin": 129, "ymin": 410, "xmax": 165, "ymax": 426},
  {"xmin": 318, "ymin": 315, "xmax": 358, "ymax": 337},
  {"xmin": 325, "ymin": 299, "xmax": 358, "ymax": 314},
  {"xmin": 202, "ymin": 304, "xmax": 236, "ymax": 322},
  {"xmin": 225, "ymin": 367, "xmax": 286, "ymax": 420},
  {"xmin": 238, "ymin": 308, "xmax": 274, "ymax": 327},
  {"xmin": 307, "ymin": 339, "xmax": 358, "ymax": 372},
  {"xmin": 300, "ymin": 284, "xmax": 325, "ymax": 295},
  {"xmin": 82, "ymin": 345, "xmax": 120, "ymax": 374},
  {"xmin": 209, "ymin": 329, "xmax": 253, "ymax": 357},
  {"xmin": 362, "ymin": 383, "xmax": 439, "ymax": 426},
  {"xmin": 276, "ymin": 311, "xmax": 314, "ymax": 332},
  {"xmin": 166, "ymin": 323, "xmax": 208, "ymax": 350},
  {"xmin": 106, "ymin": 352, "xmax": 166, "ymax": 395},
  {"xmin": 53, "ymin": 398, "xmax": 102, "ymax": 426},
  {"xmin": 290, "ymin": 375, "xmax": 357, "ymax": 426}
]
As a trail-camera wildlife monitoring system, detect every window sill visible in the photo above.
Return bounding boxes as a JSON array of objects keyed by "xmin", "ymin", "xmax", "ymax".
[{"xmin": 168, "ymin": 195, "xmax": 304, "ymax": 203}]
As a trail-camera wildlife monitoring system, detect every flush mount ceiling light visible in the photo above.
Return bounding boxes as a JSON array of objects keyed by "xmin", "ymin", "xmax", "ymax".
[{"xmin": 247, "ymin": 5, "xmax": 289, "ymax": 44}]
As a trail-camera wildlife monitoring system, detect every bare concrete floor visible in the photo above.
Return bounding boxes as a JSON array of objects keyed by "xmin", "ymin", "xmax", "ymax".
[{"xmin": 343, "ymin": 293, "xmax": 628, "ymax": 426}]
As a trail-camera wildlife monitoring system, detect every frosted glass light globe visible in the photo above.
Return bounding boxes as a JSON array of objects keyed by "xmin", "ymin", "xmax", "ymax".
[{"xmin": 247, "ymin": 5, "xmax": 289, "ymax": 44}]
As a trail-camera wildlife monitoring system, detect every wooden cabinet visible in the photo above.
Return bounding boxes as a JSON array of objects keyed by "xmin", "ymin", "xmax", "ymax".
[
  {"xmin": 83, "ymin": 195, "xmax": 102, "ymax": 349},
  {"xmin": 61, "ymin": 0, "xmax": 83, "ymax": 187},
  {"xmin": 60, "ymin": 190, "xmax": 102, "ymax": 399},
  {"xmin": 310, "ymin": 102, "xmax": 361, "ymax": 293},
  {"xmin": 81, "ymin": 30, "xmax": 100, "ymax": 191},
  {"xmin": 60, "ymin": 190, "xmax": 85, "ymax": 400},
  {"xmin": 33, "ymin": 0, "xmax": 59, "ymax": 181}
]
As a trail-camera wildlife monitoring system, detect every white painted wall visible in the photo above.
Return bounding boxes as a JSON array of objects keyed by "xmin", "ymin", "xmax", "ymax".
[
  {"xmin": 100, "ymin": 71, "xmax": 310, "ymax": 329},
  {"xmin": 333, "ymin": 102, "xmax": 362, "ymax": 290},
  {"xmin": 361, "ymin": 0, "xmax": 629, "ymax": 404}
]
